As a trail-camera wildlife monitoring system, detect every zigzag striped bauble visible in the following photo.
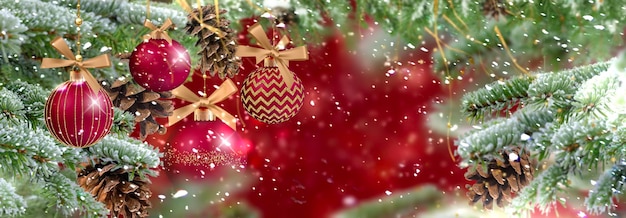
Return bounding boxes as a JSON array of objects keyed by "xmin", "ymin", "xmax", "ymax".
[{"xmin": 241, "ymin": 67, "xmax": 304, "ymax": 124}]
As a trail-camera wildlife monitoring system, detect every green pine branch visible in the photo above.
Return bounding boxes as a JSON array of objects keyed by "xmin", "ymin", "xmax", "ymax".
[
  {"xmin": 111, "ymin": 108, "xmax": 136, "ymax": 136},
  {"xmin": 0, "ymin": 88, "xmax": 26, "ymax": 121},
  {"xmin": 570, "ymin": 67, "xmax": 620, "ymax": 119},
  {"xmin": 549, "ymin": 117, "xmax": 611, "ymax": 170},
  {"xmin": 0, "ymin": 178, "xmax": 26, "ymax": 217},
  {"xmin": 3, "ymin": 81, "xmax": 48, "ymax": 127},
  {"xmin": 41, "ymin": 0, "xmax": 187, "ymax": 27},
  {"xmin": 85, "ymin": 136, "xmax": 161, "ymax": 179},
  {"xmin": 510, "ymin": 164, "xmax": 570, "ymax": 215},
  {"xmin": 0, "ymin": 9, "xmax": 28, "ymax": 62},
  {"xmin": 0, "ymin": 0, "xmax": 114, "ymax": 58},
  {"xmin": 586, "ymin": 163, "xmax": 626, "ymax": 215},
  {"xmin": 525, "ymin": 61, "xmax": 610, "ymax": 113},
  {"xmin": 457, "ymin": 107, "xmax": 554, "ymax": 161},
  {"xmin": 0, "ymin": 119, "xmax": 99, "ymax": 216},
  {"xmin": 461, "ymin": 75, "xmax": 534, "ymax": 121},
  {"xmin": 0, "ymin": 57, "xmax": 66, "ymax": 90},
  {"xmin": 457, "ymin": 56, "xmax": 626, "ymax": 214},
  {"xmin": 430, "ymin": 0, "xmax": 624, "ymax": 74},
  {"xmin": 41, "ymin": 173, "xmax": 108, "ymax": 217}
]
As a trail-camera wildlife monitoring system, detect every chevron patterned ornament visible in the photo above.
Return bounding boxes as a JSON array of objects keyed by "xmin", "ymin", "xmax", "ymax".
[{"xmin": 241, "ymin": 66, "xmax": 305, "ymax": 124}]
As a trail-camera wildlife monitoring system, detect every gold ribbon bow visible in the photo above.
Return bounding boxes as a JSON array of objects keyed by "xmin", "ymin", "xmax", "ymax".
[
  {"xmin": 235, "ymin": 23, "xmax": 309, "ymax": 87},
  {"xmin": 143, "ymin": 18, "xmax": 173, "ymax": 44},
  {"xmin": 40, "ymin": 37, "xmax": 111, "ymax": 93},
  {"xmin": 169, "ymin": 79, "xmax": 238, "ymax": 130}
]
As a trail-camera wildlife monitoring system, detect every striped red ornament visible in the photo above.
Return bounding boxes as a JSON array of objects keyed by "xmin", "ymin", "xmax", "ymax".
[
  {"xmin": 45, "ymin": 71, "xmax": 114, "ymax": 147},
  {"xmin": 241, "ymin": 66, "xmax": 304, "ymax": 124}
]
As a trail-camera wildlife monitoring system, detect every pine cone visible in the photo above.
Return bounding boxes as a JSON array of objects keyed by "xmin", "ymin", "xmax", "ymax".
[
  {"xmin": 465, "ymin": 147, "xmax": 535, "ymax": 209},
  {"xmin": 77, "ymin": 161, "xmax": 152, "ymax": 218},
  {"xmin": 483, "ymin": 0, "xmax": 508, "ymax": 19},
  {"xmin": 186, "ymin": 4, "xmax": 241, "ymax": 79},
  {"xmin": 102, "ymin": 77, "xmax": 174, "ymax": 140}
]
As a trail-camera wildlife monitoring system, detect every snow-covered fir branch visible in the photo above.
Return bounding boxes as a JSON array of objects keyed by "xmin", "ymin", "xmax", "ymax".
[
  {"xmin": 0, "ymin": 178, "xmax": 26, "ymax": 217},
  {"xmin": 458, "ymin": 56, "xmax": 626, "ymax": 213}
]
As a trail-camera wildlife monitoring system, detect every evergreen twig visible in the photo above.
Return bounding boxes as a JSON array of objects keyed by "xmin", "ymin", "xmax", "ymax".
[
  {"xmin": 457, "ymin": 107, "xmax": 554, "ymax": 161},
  {"xmin": 0, "ymin": 178, "xmax": 26, "ymax": 217},
  {"xmin": 586, "ymin": 163, "xmax": 626, "ymax": 215},
  {"xmin": 461, "ymin": 76, "xmax": 534, "ymax": 121}
]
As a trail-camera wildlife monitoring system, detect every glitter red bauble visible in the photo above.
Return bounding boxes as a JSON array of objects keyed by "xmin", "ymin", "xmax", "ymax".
[
  {"xmin": 129, "ymin": 39, "xmax": 191, "ymax": 92},
  {"xmin": 241, "ymin": 67, "xmax": 304, "ymax": 124},
  {"xmin": 164, "ymin": 120, "xmax": 250, "ymax": 180},
  {"xmin": 45, "ymin": 74, "xmax": 114, "ymax": 147}
]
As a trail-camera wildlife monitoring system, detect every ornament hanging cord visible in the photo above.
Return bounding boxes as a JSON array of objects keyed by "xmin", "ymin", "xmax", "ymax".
[
  {"xmin": 146, "ymin": 0, "xmax": 150, "ymax": 21},
  {"xmin": 245, "ymin": 0, "xmax": 269, "ymax": 14},
  {"xmin": 227, "ymin": 0, "xmax": 248, "ymax": 128},
  {"xmin": 427, "ymin": 0, "xmax": 456, "ymax": 162},
  {"xmin": 75, "ymin": 0, "xmax": 83, "ymax": 62}
]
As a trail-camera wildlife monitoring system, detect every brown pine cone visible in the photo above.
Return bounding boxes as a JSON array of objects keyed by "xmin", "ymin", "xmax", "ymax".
[
  {"xmin": 186, "ymin": 4, "xmax": 241, "ymax": 79},
  {"xmin": 465, "ymin": 146, "xmax": 535, "ymax": 209},
  {"xmin": 77, "ymin": 161, "xmax": 152, "ymax": 218},
  {"xmin": 102, "ymin": 77, "xmax": 174, "ymax": 140}
]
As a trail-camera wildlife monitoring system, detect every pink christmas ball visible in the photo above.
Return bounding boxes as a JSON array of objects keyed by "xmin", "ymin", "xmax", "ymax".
[{"xmin": 129, "ymin": 39, "xmax": 191, "ymax": 92}]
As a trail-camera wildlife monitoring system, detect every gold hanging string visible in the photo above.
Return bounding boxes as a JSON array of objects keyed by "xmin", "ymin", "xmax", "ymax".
[
  {"xmin": 445, "ymin": 0, "xmax": 469, "ymax": 31},
  {"xmin": 75, "ymin": 0, "xmax": 82, "ymax": 61},
  {"xmin": 245, "ymin": 0, "xmax": 268, "ymax": 13},
  {"xmin": 146, "ymin": 0, "xmax": 151, "ymax": 21},
  {"xmin": 494, "ymin": 26, "xmax": 530, "ymax": 75},
  {"xmin": 236, "ymin": 93, "xmax": 247, "ymax": 128},
  {"xmin": 214, "ymin": 0, "xmax": 220, "ymax": 22},
  {"xmin": 430, "ymin": 0, "xmax": 457, "ymax": 162}
]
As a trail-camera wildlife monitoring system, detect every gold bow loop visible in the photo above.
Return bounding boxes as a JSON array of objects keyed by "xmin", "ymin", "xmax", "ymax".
[
  {"xmin": 143, "ymin": 18, "xmax": 173, "ymax": 44},
  {"xmin": 236, "ymin": 23, "xmax": 309, "ymax": 87},
  {"xmin": 169, "ymin": 79, "xmax": 238, "ymax": 130},
  {"xmin": 40, "ymin": 37, "xmax": 111, "ymax": 93}
]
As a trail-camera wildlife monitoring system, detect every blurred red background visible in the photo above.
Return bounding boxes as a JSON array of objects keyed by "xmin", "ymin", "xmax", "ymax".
[{"xmin": 140, "ymin": 18, "xmax": 590, "ymax": 218}]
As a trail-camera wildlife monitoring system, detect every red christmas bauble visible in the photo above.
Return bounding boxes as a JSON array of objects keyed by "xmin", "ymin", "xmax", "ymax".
[
  {"xmin": 164, "ymin": 119, "xmax": 250, "ymax": 180},
  {"xmin": 129, "ymin": 39, "xmax": 191, "ymax": 92},
  {"xmin": 45, "ymin": 72, "xmax": 114, "ymax": 147},
  {"xmin": 241, "ymin": 66, "xmax": 304, "ymax": 124}
]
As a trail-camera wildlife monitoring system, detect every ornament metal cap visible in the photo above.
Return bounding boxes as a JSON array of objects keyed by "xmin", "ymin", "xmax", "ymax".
[
  {"xmin": 69, "ymin": 70, "xmax": 84, "ymax": 82},
  {"xmin": 264, "ymin": 57, "xmax": 277, "ymax": 67},
  {"xmin": 194, "ymin": 108, "xmax": 216, "ymax": 122}
]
